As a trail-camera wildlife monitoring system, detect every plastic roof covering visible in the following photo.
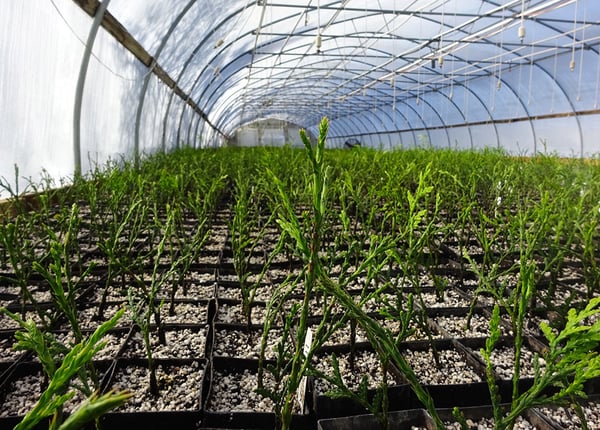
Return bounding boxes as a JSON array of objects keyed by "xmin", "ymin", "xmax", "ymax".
[
  {"xmin": 103, "ymin": 0, "xmax": 600, "ymax": 152},
  {"xmin": 1, "ymin": 0, "xmax": 600, "ymax": 195}
]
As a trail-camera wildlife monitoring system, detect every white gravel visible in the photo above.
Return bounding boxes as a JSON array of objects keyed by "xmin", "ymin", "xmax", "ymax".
[
  {"xmin": 162, "ymin": 302, "xmax": 208, "ymax": 325},
  {"xmin": 309, "ymin": 323, "xmax": 368, "ymax": 346},
  {"xmin": 0, "ymin": 336, "xmax": 25, "ymax": 361},
  {"xmin": 161, "ymin": 281, "xmax": 215, "ymax": 300},
  {"xmin": 474, "ymin": 345, "xmax": 544, "ymax": 379},
  {"xmin": 215, "ymin": 302, "xmax": 266, "ymax": 325},
  {"xmin": 313, "ymin": 349, "xmax": 396, "ymax": 395},
  {"xmin": 71, "ymin": 304, "xmax": 132, "ymax": 330},
  {"xmin": 122, "ymin": 327, "xmax": 207, "ymax": 359},
  {"xmin": 213, "ymin": 327, "xmax": 283, "ymax": 360},
  {"xmin": 411, "ymin": 414, "xmax": 537, "ymax": 429},
  {"xmin": 206, "ymin": 368, "xmax": 275, "ymax": 412},
  {"xmin": 0, "ymin": 310, "xmax": 46, "ymax": 330},
  {"xmin": 402, "ymin": 348, "xmax": 482, "ymax": 385},
  {"xmin": 110, "ymin": 361, "xmax": 204, "ymax": 412},
  {"xmin": 540, "ymin": 402, "xmax": 600, "ymax": 429},
  {"xmin": 433, "ymin": 313, "xmax": 509, "ymax": 338},
  {"xmin": 216, "ymin": 284, "xmax": 274, "ymax": 302},
  {"xmin": 421, "ymin": 290, "xmax": 472, "ymax": 308},
  {"xmin": 0, "ymin": 370, "xmax": 100, "ymax": 417}
]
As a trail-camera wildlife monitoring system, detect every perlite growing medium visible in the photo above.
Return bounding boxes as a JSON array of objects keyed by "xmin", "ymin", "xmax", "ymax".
[
  {"xmin": 122, "ymin": 327, "xmax": 207, "ymax": 359},
  {"xmin": 540, "ymin": 402, "xmax": 600, "ymax": 429},
  {"xmin": 433, "ymin": 313, "xmax": 510, "ymax": 338},
  {"xmin": 402, "ymin": 348, "xmax": 482, "ymax": 385},
  {"xmin": 110, "ymin": 361, "xmax": 203, "ymax": 412},
  {"xmin": 410, "ymin": 415, "xmax": 537, "ymax": 430},
  {"xmin": 206, "ymin": 369, "xmax": 279, "ymax": 413},
  {"xmin": 474, "ymin": 345, "xmax": 544, "ymax": 379},
  {"xmin": 212, "ymin": 326, "xmax": 283, "ymax": 360},
  {"xmin": 313, "ymin": 349, "xmax": 397, "ymax": 395},
  {"xmin": 215, "ymin": 302, "xmax": 266, "ymax": 324},
  {"xmin": 0, "ymin": 372, "xmax": 96, "ymax": 417}
]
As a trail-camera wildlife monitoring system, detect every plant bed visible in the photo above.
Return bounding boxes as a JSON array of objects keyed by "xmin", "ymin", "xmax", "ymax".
[
  {"xmin": 197, "ymin": 251, "xmax": 222, "ymax": 266},
  {"xmin": 538, "ymin": 397, "xmax": 600, "ymax": 429},
  {"xmin": 205, "ymin": 358, "xmax": 279, "ymax": 414},
  {"xmin": 0, "ymin": 332, "xmax": 28, "ymax": 363},
  {"xmin": 431, "ymin": 309, "xmax": 511, "ymax": 339},
  {"xmin": 215, "ymin": 299, "xmax": 266, "ymax": 325},
  {"xmin": 24, "ymin": 327, "xmax": 133, "ymax": 362},
  {"xmin": 420, "ymin": 289, "xmax": 477, "ymax": 308},
  {"xmin": 312, "ymin": 346, "xmax": 403, "ymax": 396},
  {"xmin": 317, "ymin": 408, "xmax": 431, "ymax": 430},
  {"xmin": 472, "ymin": 340, "xmax": 544, "ymax": 380},
  {"xmin": 400, "ymin": 345, "xmax": 484, "ymax": 386},
  {"xmin": 0, "ymin": 303, "xmax": 55, "ymax": 331},
  {"xmin": 121, "ymin": 325, "xmax": 208, "ymax": 360},
  {"xmin": 212, "ymin": 324, "xmax": 283, "ymax": 360},
  {"xmin": 308, "ymin": 322, "xmax": 369, "ymax": 347},
  {"xmin": 105, "ymin": 358, "xmax": 205, "ymax": 412},
  {"xmin": 317, "ymin": 404, "xmax": 559, "ymax": 430},
  {"xmin": 203, "ymin": 357, "xmax": 312, "ymax": 429},
  {"xmin": 46, "ymin": 301, "xmax": 133, "ymax": 331},
  {"xmin": 0, "ymin": 360, "xmax": 113, "ymax": 419},
  {"xmin": 216, "ymin": 282, "xmax": 275, "ymax": 302},
  {"xmin": 162, "ymin": 300, "xmax": 211, "ymax": 325}
]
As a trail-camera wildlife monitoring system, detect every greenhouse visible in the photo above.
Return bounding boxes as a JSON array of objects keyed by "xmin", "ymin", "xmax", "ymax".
[{"xmin": 1, "ymin": 1, "xmax": 600, "ymax": 429}]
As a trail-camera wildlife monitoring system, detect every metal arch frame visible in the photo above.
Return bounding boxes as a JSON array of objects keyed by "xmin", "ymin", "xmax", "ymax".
[
  {"xmin": 387, "ymin": 73, "xmax": 490, "ymax": 149},
  {"xmin": 136, "ymin": 0, "xmax": 594, "ymax": 152},
  {"xmin": 423, "ymin": 85, "xmax": 475, "ymax": 149},
  {"xmin": 213, "ymin": 99, "xmax": 374, "ymax": 141},
  {"xmin": 482, "ymin": 0, "xmax": 599, "ymax": 56},
  {"xmin": 335, "ymin": 3, "xmax": 586, "ymax": 148},
  {"xmin": 354, "ymin": 108, "xmax": 396, "ymax": 148},
  {"xmin": 397, "ymin": 11, "xmax": 535, "ymax": 150},
  {"xmin": 523, "ymin": 58, "xmax": 586, "ymax": 155},
  {"xmin": 192, "ymin": 4, "xmax": 516, "ymax": 126},
  {"xmin": 188, "ymin": 1, "xmax": 355, "ymax": 110},
  {"xmin": 382, "ymin": 98, "xmax": 431, "ymax": 149},
  {"xmin": 346, "ymin": 101, "xmax": 399, "ymax": 139},
  {"xmin": 196, "ymin": 42, "xmax": 403, "ymax": 125},
  {"xmin": 133, "ymin": 0, "xmax": 198, "ymax": 165},
  {"xmin": 186, "ymin": 1, "xmax": 578, "ymax": 142},
  {"xmin": 204, "ymin": 61, "xmax": 398, "ymax": 135},
  {"xmin": 386, "ymin": 102, "xmax": 421, "ymax": 148},
  {"xmin": 402, "ymin": 92, "xmax": 453, "ymax": 148},
  {"xmin": 73, "ymin": 0, "xmax": 111, "ymax": 177},
  {"xmin": 211, "ymin": 83, "xmax": 336, "ymax": 132},
  {"xmin": 202, "ymin": 29, "xmax": 501, "ymax": 140},
  {"xmin": 160, "ymin": 3, "xmax": 255, "ymax": 151},
  {"xmin": 379, "ymin": 2, "xmax": 587, "ymax": 152},
  {"xmin": 361, "ymin": 84, "xmax": 478, "ymax": 150},
  {"xmin": 330, "ymin": 113, "xmax": 374, "ymax": 142}
]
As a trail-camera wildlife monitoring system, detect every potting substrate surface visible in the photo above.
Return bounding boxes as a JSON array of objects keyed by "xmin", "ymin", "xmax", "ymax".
[{"xmin": 0, "ymin": 199, "xmax": 598, "ymax": 430}]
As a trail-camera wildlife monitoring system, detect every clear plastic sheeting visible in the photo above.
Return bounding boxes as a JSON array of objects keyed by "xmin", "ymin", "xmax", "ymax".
[{"xmin": 1, "ymin": 1, "xmax": 600, "ymax": 196}]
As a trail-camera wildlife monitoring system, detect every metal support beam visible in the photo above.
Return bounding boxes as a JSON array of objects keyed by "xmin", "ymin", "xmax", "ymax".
[{"xmin": 73, "ymin": 0, "xmax": 110, "ymax": 177}]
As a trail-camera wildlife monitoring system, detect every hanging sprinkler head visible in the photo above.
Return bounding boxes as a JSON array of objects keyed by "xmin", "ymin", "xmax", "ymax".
[
  {"xmin": 438, "ymin": 54, "xmax": 444, "ymax": 68},
  {"xmin": 570, "ymin": 59, "xmax": 576, "ymax": 71},
  {"xmin": 315, "ymin": 32, "xmax": 322, "ymax": 54},
  {"xmin": 518, "ymin": 25, "xmax": 526, "ymax": 43}
]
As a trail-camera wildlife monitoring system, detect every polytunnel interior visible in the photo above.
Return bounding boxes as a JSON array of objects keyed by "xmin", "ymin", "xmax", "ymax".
[{"xmin": 1, "ymin": 1, "xmax": 600, "ymax": 192}]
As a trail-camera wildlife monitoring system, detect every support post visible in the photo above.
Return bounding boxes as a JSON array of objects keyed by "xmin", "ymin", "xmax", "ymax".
[{"xmin": 73, "ymin": 0, "xmax": 111, "ymax": 177}]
